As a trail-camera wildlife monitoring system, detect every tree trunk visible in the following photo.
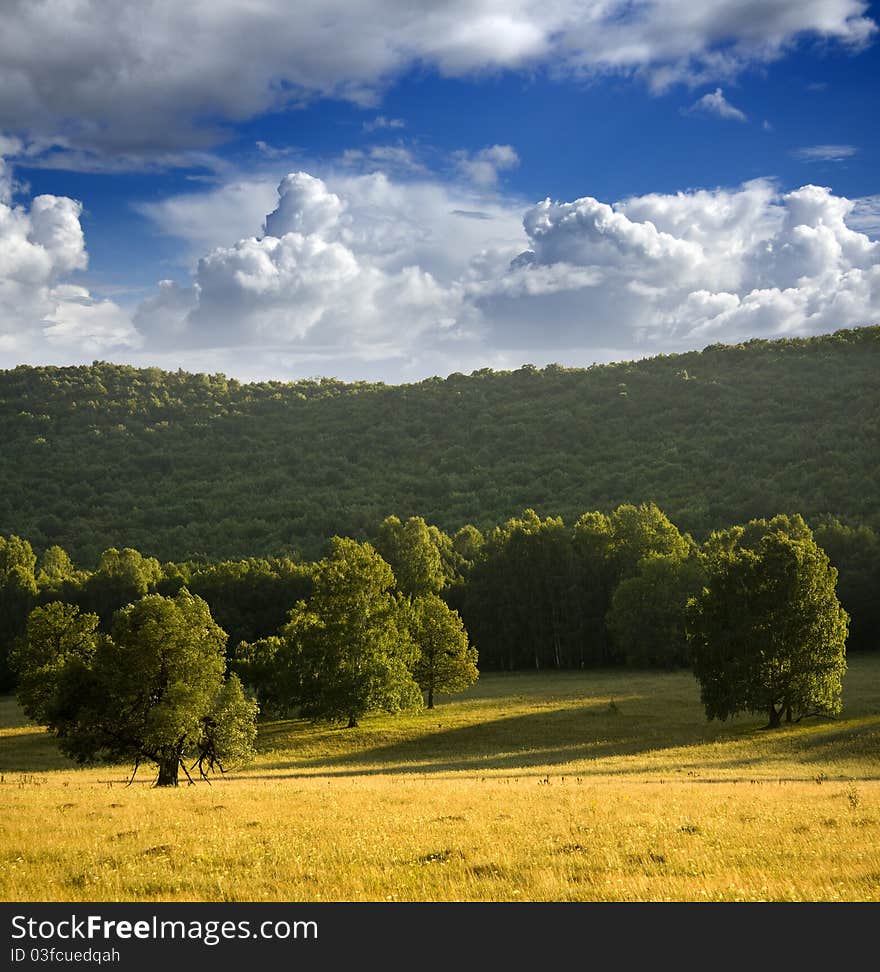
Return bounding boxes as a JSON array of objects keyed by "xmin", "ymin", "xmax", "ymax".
[
  {"xmin": 785, "ymin": 705, "xmax": 792, "ymax": 723},
  {"xmin": 155, "ymin": 755, "xmax": 180, "ymax": 787},
  {"xmin": 427, "ymin": 687, "xmax": 434, "ymax": 709},
  {"xmin": 347, "ymin": 714, "xmax": 358, "ymax": 728},
  {"xmin": 767, "ymin": 704, "xmax": 782, "ymax": 729}
]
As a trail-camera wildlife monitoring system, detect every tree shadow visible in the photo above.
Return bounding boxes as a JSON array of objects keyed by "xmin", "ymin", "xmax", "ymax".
[
  {"xmin": 249, "ymin": 702, "xmax": 755, "ymax": 779},
  {"xmin": 247, "ymin": 704, "xmax": 880, "ymax": 781},
  {"xmin": 0, "ymin": 726, "xmax": 67, "ymax": 773}
]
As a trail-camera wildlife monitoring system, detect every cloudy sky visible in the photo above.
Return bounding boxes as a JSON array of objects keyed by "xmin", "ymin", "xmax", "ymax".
[{"xmin": 1, "ymin": 0, "xmax": 879, "ymax": 382}]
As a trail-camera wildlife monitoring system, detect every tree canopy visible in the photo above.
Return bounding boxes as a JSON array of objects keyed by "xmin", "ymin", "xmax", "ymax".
[
  {"xmin": 408, "ymin": 594, "xmax": 478, "ymax": 708},
  {"xmin": 11, "ymin": 589, "xmax": 258, "ymax": 785},
  {"xmin": 263, "ymin": 538, "xmax": 422, "ymax": 727},
  {"xmin": 687, "ymin": 516, "xmax": 848, "ymax": 728}
]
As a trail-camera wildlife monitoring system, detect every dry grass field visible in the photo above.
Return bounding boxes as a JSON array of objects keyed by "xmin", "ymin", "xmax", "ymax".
[{"xmin": 1, "ymin": 656, "xmax": 879, "ymax": 902}]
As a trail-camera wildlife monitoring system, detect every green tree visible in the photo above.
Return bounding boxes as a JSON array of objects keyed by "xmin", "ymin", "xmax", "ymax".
[
  {"xmin": 12, "ymin": 589, "xmax": 258, "ymax": 786},
  {"xmin": 280, "ymin": 537, "xmax": 421, "ymax": 727},
  {"xmin": 408, "ymin": 594, "xmax": 478, "ymax": 708},
  {"xmin": 79, "ymin": 547, "xmax": 162, "ymax": 625},
  {"xmin": 0, "ymin": 535, "xmax": 39, "ymax": 690},
  {"xmin": 11, "ymin": 601, "xmax": 102, "ymax": 722},
  {"xmin": 607, "ymin": 503, "xmax": 691, "ymax": 584},
  {"xmin": 572, "ymin": 511, "xmax": 615, "ymax": 666},
  {"xmin": 813, "ymin": 518, "xmax": 880, "ymax": 653},
  {"xmin": 233, "ymin": 634, "xmax": 292, "ymax": 717},
  {"xmin": 375, "ymin": 516, "xmax": 444, "ymax": 597},
  {"xmin": 452, "ymin": 525, "xmax": 484, "ymax": 564},
  {"xmin": 36, "ymin": 545, "xmax": 84, "ymax": 595},
  {"xmin": 687, "ymin": 517, "xmax": 848, "ymax": 728},
  {"xmin": 606, "ymin": 553, "xmax": 704, "ymax": 668},
  {"xmin": 195, "ymin": 673, "xmax": 259, "ymax": 779}
]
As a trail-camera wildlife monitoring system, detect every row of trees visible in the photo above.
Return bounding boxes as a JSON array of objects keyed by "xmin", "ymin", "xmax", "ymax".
[
  {"xmin": 2, "ymin": 503, "xmax": 875, "ymax": 692},
  {"xmin": 5, "ymin": 504, "xmax": 851, "ymax": 786},
  {"xmin": 8, "ymin": 537, "xmax": 480, "ymax": 784}
]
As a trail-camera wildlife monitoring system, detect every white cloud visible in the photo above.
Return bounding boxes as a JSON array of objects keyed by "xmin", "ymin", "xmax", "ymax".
[
  {"xmin": 687, "ymin": 88, "xmax": 747, "ymax": 121},
  {"xmin": 136, "ymin": 179, "xmax": 282, "ymax": 259},
  {"xmin": 0, "ymin": 164, "xmax": 140, "ymax": 361},
  {"xmin": 474, "ymin": 180, "xmax": 880, "ymax": 352},
  {"xmin": 849, "ymin": 195, "xmax": 880, "ymax": 238},
  {"xmin": 454, "ymin": 145, "xmax": 520, "ymax": 186},
  {"xmin": 341, "ymin": 145, "xmax": 426, "ymax": 174},
  {"xmin": 363, "ymin": 115, "xmax": 406, "ymax": 132},
  {"xmin": 133, "ymin": 169, "xmax": 526, "ymax": 368},
  {"xmin": 0, "ymin": 1, "xmax": 873, "ymax": 160},
  {"xmin": 5, "ymin": 146, "xmax": 879, "ymax": 379},
  {"xmin": 131, "ymin": 170, "xmax": 880, "ymax": 378},
  {"xmin": 793, "ymin": 144, "xmax": 858, "ymax": 161}
]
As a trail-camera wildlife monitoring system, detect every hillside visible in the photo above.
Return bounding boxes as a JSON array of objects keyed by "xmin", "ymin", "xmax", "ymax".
[{"xmin": 0, "ymin": 326, "xmax": 878, "ymax": 564}]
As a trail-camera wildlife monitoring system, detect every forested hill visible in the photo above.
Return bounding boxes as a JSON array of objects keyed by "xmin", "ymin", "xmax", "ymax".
[{"xmin": 1, "ymin": 326, "xmax": 877, "ymax": 564}]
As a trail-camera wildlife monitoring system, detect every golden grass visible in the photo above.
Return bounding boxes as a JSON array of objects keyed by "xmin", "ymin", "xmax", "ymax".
[{"xmin": 1, "ymin": 656, "xmax": 879, "ymax": 902}]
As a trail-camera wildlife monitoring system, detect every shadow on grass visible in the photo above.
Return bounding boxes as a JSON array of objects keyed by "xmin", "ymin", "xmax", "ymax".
[
  {"xmin": 0, "ymin": 726, "xmax": 68, "ymax": 773},
  {"xmin": 248, "ymin": 706, "xmax": 880, "ymax": 781},
  {"xmin": 250, "ymin": 704, "xmax": 743, "ymax": 778}
]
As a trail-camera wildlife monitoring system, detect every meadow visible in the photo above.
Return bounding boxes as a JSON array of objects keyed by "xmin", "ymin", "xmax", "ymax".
[{"xmin": 1, "ymin": 656, "xmax": 879, "ymax": 902}]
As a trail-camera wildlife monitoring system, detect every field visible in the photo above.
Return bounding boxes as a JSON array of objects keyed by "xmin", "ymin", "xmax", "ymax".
[{"xmin": 1, "ymin": 657, "xmax": 879, "ymax": 902}]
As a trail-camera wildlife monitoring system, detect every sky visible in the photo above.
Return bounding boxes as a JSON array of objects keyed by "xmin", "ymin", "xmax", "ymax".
[{"xmin": 1, "ymin": 0, "xmax": 879, "ymax": 384}]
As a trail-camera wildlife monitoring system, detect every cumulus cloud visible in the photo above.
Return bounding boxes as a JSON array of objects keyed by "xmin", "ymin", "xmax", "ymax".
[
  {"xmin": 130, "ymin": 168, "xmax": 879, "ymax": 378},
  {"xmin": 454, "ymin": 145, "xmax": 520, "ymax": 186},
  {"xmin": 132, "ymin": 169, "xmax": 526, "ymax": 371},
  {"xmin": 474, "ymin": 180, "xmax": 880, "ymax": 352},
  {"xmin": 793, "ymin": 144, "xmax": 858, "ymax": 161},
  {"xmin": 687, "ymin": 88, "xmax": 747, "ymax": 121},
  {"xmin": 137, "ymin": 179, "xmax": 282, "ymax": 258},
  {"xmin": 849, "ymin": 195, "xmax": 880, "ymax": 238},
  {"xmin": 0, "ymin": 157, "xmax": 139, "ymax": 362},
  {"xmin": 0, "ymin": 1, "xmax": 874, "ymax": 161}
]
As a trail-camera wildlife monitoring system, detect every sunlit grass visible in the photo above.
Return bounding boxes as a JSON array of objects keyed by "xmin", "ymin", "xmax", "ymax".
[{"xmin": 1, "ymin": 656, "xmax": 878, "ymax": 901}]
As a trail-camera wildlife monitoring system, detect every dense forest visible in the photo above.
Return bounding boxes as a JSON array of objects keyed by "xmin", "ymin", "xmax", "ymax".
[{"xmin": 0, "ymin": 326, "xmax": 877, "ymax": 565}]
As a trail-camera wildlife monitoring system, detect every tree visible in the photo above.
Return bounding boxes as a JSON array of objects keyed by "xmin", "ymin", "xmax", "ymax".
[
  {"xmin": 12, "ymin": 589, "xmax": 258, "ymax": 786},
  {"xmin": 607, "ymin": 553, "xmax": 704, "ymax": 669},
  {"xmin": 687, "ymin": 517, "xmax": 848, "ymax": 728},
  {"xmin": 607, "ymin": 503, "xmax": 691, "ymax": 584},
  {"xmin": 0, "ymin": 535, "xmax": 39, "ymax": 690},
  {"xmin": 375, "ymin": 516, "xmax": 445, "ymax": 597},
  {"xmin": 408, "ymin": 594, "xmax": 478, "ymax": 708},
  {"xmin": 278, "ymin": 537, "xmax": 421, "ymax": 727},
  {"xmin": 11, "ymin": 601, "xmax": 102, "ymax": 722},
  {"xmin": 79, "ymin": 547, "xmax": 163, "ymax": 626},
  {"xmin": 813, "ymin": 518, "xmax": 880, "ymax": 653},
  {"xmin": 195, "ymin": 674, "xmax": 259, "ymax": 779},
  {"xmin": 36, "ymin": 545, "xmax": 84, "ymax": 595}
]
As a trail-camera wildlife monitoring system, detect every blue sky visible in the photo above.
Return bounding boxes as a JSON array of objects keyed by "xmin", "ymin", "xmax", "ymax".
[{"xmin": 1, "ymin": 0, "xmax": 878, "ymax": 382}]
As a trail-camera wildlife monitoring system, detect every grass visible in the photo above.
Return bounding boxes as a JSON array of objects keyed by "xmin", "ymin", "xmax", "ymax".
[{"xmin": 1, "ymin": 656, "xmax": 879, "ymax": 902}]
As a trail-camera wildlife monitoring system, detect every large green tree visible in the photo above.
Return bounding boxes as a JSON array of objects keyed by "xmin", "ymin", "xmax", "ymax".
[
  {"xmin": 408, "ymin": 594, "xmax": 478, "ymax": 708},
  {"xmin": 12, "ymin": 589, "xmax": 258, "ymax": 786},
  {"xmin": 275, "ymin": 538, "xmax": 421, "ymax": 727},
  {"xmin": 687, "ymin": 517, "xmax": 848, "ymax": 728}
]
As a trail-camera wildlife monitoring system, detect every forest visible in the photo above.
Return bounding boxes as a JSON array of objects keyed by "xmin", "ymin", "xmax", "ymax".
[{"xmin": 0, "ymin": 325, "xmax": 877, "ymax": 566}]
